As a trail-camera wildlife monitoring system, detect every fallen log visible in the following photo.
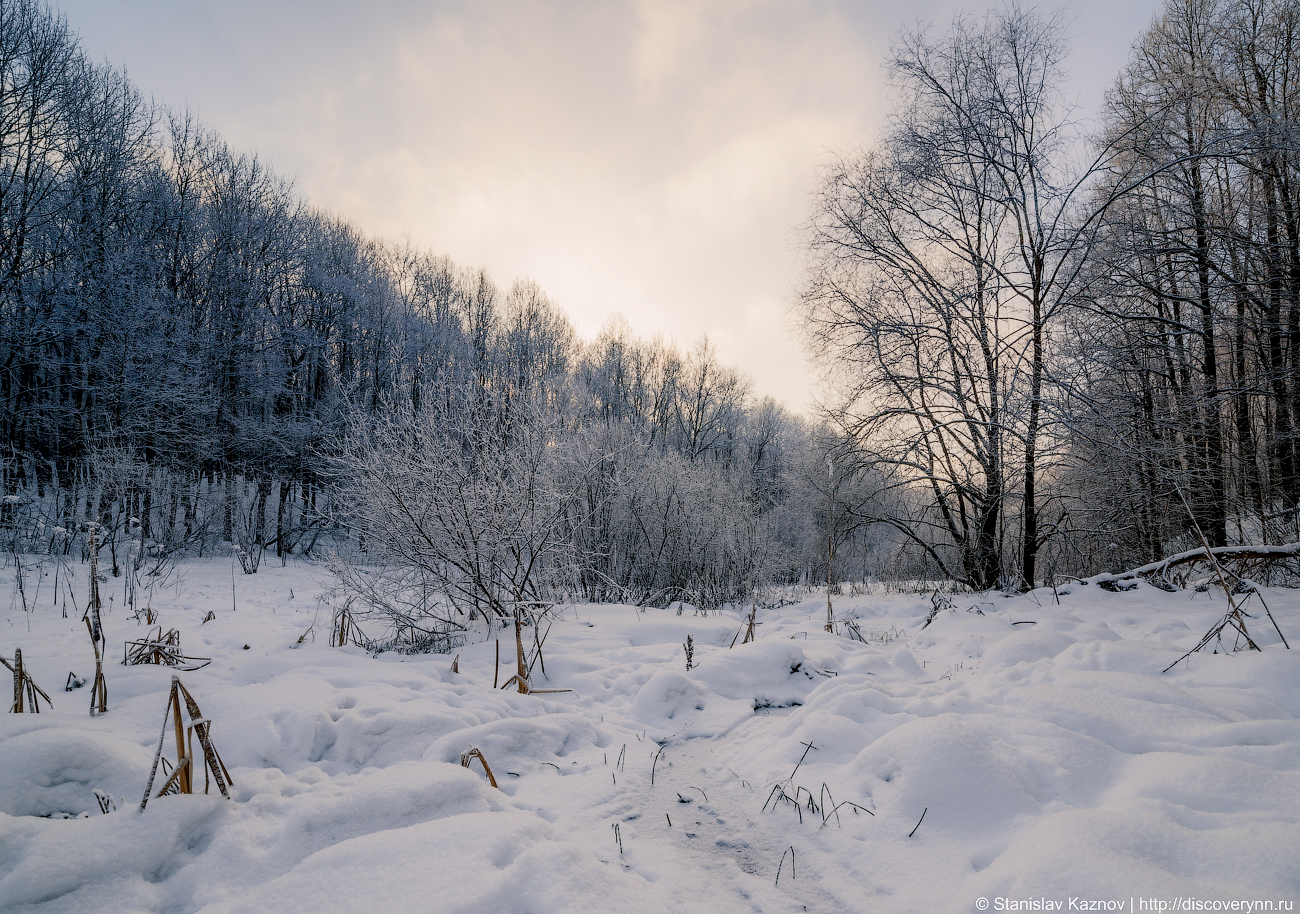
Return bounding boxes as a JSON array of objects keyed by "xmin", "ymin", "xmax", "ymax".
[
  {"xmin": 1072, "ymin": 542, "xmax": 1294, "ymax": 671},
  {"xmin": 1089, "ymin": 542, "xmax": 1300, "ymax": 589}
]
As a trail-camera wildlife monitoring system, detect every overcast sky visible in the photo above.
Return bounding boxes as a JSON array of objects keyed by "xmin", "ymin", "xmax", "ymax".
[{"xmin": 55, "ymin": 0, "xmax": 1163, "ymax": 412}]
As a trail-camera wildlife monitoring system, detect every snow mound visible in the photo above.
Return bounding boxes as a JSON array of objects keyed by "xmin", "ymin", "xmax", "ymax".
[{"xmin": 0, "ymin": 726, "xmax": 152, "ymax": 817}]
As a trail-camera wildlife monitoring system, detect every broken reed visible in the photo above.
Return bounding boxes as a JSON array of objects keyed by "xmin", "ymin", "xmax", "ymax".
[
  {"xmin": 775, "ymin": 846, "xmax": 796, "ymax": 886},
  {"xmin": 84, "ymin": 523, "xmax": 108, "ymax": 714},
  {"xmin": 460, "ymin": 746, "xmax": 499, "ymax": 788},
  {"xmin": 729, "ymin": 605, "xmax": 757, "ymax": 648},
  {"xmin": 84, "ymin": 616, "xmax": 108, "ymax": 714},
  {"xmin": 331, "ymin": 599, "xmax": 357, "ymax": 647},
  {"xmin": 140, "ymin": 676, "xmax": 233, "ymax": 811},
  {"xmin": 123, "ymin": 626, "xmax": 211, "ymax": 670},
  {"xmin": 498, "ymin": 604, "xmax": 532, "ymax": 693},
  {"xmin": 3, "ymin": 649, "xmax": 52, "ymax": 713},
  {"xmin": 498, "ymin": 603, "xmax": 571, "ymax": 695}
]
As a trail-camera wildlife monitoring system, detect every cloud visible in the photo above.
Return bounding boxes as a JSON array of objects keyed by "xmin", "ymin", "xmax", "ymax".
[{"xmin": 56, "ymin": 0, "xmax": 1160, "ymax": 411}]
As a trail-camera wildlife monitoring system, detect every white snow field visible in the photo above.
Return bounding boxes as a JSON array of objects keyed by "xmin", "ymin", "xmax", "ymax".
[{"xmin": 1, "ymin": 558, "xmax": 1298, "ymax": 913}]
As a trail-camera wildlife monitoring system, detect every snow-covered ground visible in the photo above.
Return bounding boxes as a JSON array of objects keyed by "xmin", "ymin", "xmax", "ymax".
[{"xmin": 1, "ymin": 557, "xmax": 1297, "ymax": 913}]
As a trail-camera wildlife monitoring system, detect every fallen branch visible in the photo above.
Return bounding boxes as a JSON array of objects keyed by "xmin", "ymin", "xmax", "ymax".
[
  {"xmin": 1086, "ymin": 542, "xmax": 1293, "ymax": 669},
  {"xmin": 1090, "ymin": 542, "xmax": 1300, "ymax": 589}
]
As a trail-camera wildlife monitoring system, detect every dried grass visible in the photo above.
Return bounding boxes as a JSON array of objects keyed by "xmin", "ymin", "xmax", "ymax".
[
  {"xmin": 124, "ymin": 626, "xmax": 211, "ymax": 671},
  {"xmin": 775, "ymin": 846, "xmax": 795, "ymax": 886}
]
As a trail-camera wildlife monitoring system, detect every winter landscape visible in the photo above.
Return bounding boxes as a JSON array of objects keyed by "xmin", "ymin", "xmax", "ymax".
[{"xmin": 2, "ymin": 0, "xmax": 1300, "ymax": 910}]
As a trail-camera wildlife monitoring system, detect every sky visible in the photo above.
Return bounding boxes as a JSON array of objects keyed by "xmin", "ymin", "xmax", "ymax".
[{"xmin": 55, "ymin": 0, "xmax": 1164, "ymax": 412}]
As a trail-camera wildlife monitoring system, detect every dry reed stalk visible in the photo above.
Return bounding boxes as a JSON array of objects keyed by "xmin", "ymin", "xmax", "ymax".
[
  {"xmin": 775, "ymin": 846, "xmax": 795, "ymax": 885},
  {"xmin": 450, "ymin": 654, "xmax": 459, "ymax": 673},
  {"xmin": 140, "ymin": 676, "xmax": 233, "ymax": 811},
  {"xmin": 3, "ymin": 649, "xmax": 52, "ymax": 712},
  {"xmin": 498, "ymin": 606, "xmax": 574, "ymax": 695},
  {"xmin": 81, "ymin": 525, "xmax": 111, "ymax": 715},
  {"xmin": 88, "ymin": 525, "xmax": 102, "ymax": 628},
  {"xmin": 498, "ymin": 608, "xmax": 534, "ymax": 692},
  {"xmin": 651, "ymin": 742, "xmax": 668, "ymax": 785},
  {"xmin": 526, "ymin": 623, "xmax": 552, "ymax": 678},
  {"xmin": 170, "ymin": 678, "xmax": 192, "ymax": 794},
  {"xmin": 513, "ymin": 607, "xmax": 528, "ymax": 692},
  {"xmin": 330, "ymin": 599, "xmax": 356, "ymax": 648},
  {"xmin": 742, "ymin": 605, "xmax": 756, "ymax": 645},
  {"xmin": 1162, "ymin": 487, "xmax": 1266, "ymax": 672},
  {"xmin": 84, "ymin": 617, "xmax": 108, "ymax": 714},
  {"xmin": 459, "ymin": 746, "xmax": 499, "ymax": 787}
]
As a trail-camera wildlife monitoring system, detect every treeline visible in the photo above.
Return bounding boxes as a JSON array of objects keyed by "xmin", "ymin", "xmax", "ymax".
[
  {"xmin": 0, "ymin": 0, "xmax": 402, "ymax": 558},
  {"xmin": 1071, "ymin": 0, "xmax": 1300, "ymax": 570},
  {"xmin": 0, "ymin": 0, "xmax": 884, "ymax": 605},
  {"xmin": 31, "ymin": 0, "xmax": 1295, "ymax": 602},
  {"xmin": 801, "ymin": 0, "xmax": 1300, "ymax": 588}
]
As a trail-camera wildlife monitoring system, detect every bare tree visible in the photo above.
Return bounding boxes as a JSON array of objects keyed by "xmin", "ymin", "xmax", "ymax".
[{"xmin": 800, "ymin": 6, "xmax": 1125, "ymax": 588}]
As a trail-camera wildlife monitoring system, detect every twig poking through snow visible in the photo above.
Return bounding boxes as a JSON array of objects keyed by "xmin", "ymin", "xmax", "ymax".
[
  {"xmin": 789, "ymin": 740, "xmax": 818, "ymax": 782},
  {"xmin": 908, "ymin": 806, "xmax": 927, "ymax": 838},
  {"xmin": 651, "ymin": 742, "xmax": 668, "ymax": 785},
  {"xmin": 775, "ymin": 846, "xmax": 795, "ymax": 885}
]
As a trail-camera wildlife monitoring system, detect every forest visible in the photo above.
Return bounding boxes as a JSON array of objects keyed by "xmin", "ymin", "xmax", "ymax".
[{"xmin": 2, "ymin": 0, "xmax": 1300, "ymax": 616}]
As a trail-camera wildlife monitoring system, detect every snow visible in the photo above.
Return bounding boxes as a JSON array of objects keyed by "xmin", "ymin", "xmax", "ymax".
[{"xmin": 1, "ymin": 560, "xmax": 1298, "ymax": 912}]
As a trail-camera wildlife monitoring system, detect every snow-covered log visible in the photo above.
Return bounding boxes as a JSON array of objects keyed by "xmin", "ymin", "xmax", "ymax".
[{"xmin": 1087, "ymin": 542, "xmax": 1300, "ymax": 588}]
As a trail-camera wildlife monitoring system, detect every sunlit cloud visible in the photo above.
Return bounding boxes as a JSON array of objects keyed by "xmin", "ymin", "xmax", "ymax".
[{"xmin": 57, "ymin": 0, "xmax": 1161, "ymax": 411}]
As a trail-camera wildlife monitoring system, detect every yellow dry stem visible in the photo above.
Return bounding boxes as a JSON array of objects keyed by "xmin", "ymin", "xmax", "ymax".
[{"xmin": 460, "ymin": 747, "xmax": 499, "ymax": 788}]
